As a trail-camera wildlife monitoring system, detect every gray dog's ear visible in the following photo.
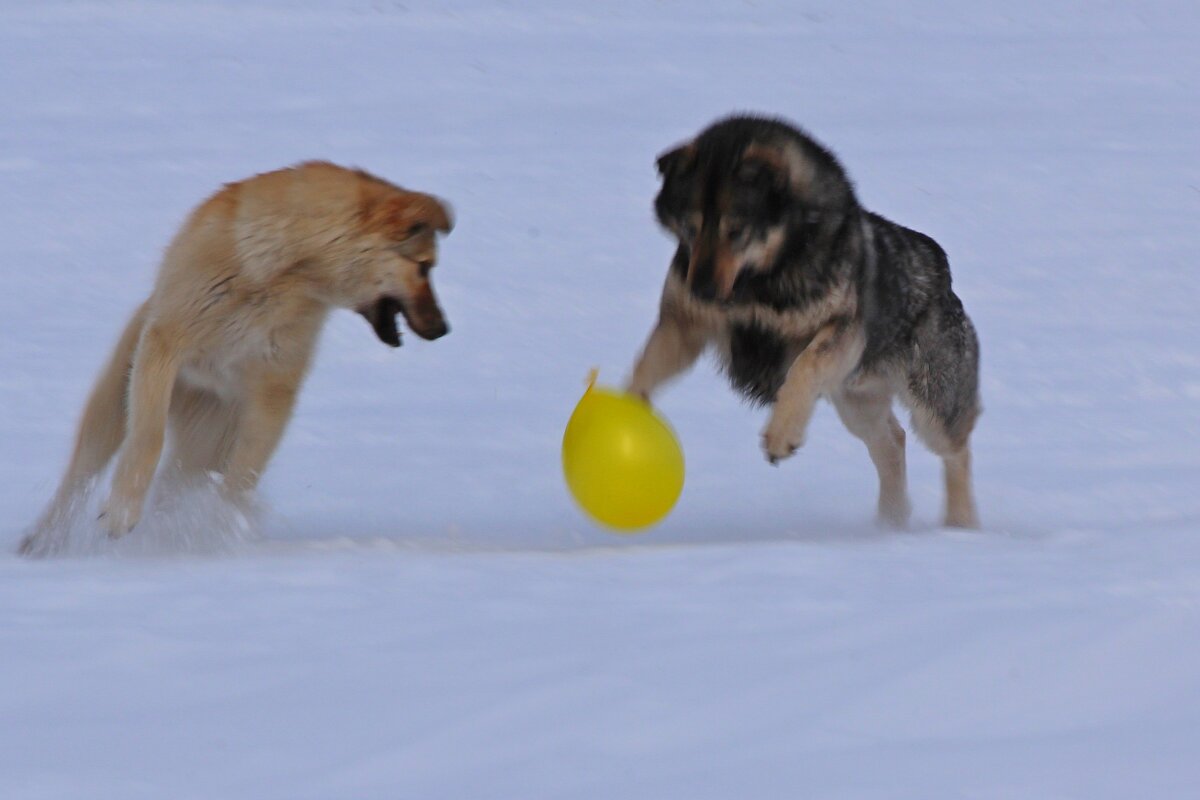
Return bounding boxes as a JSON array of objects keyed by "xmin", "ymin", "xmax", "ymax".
[{"xmin": 656, "ymin": 143, "xmax": 695, "ymax": 177}]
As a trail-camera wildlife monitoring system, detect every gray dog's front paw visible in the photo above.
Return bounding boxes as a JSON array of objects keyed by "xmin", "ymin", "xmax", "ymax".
[{"xmin": 761, "ymin": 420, "xmax": 804, "ymax": 465}]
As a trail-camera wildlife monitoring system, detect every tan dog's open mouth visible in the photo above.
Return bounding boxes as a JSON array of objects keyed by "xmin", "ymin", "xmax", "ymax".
[
  {"xmin": 358, "ymin": 296, "xmax": 404, "ymax": 347},
  {"xmin": 358, "ymin": 296, "xmax": 450, "ymax": 345}
]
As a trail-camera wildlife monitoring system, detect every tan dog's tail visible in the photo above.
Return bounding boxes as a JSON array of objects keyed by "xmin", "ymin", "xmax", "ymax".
[
  {"xmin": 18, "ymin": 302, "xmax": 148, "ymax": 555},
  {"xmin": 65, "ymin": 301, "xmax": 149, "ymax": 486}
]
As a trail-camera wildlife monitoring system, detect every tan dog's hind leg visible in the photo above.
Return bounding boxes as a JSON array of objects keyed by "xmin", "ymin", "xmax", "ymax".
[
  {"xmin": 831, "ymin": 379, "xmax": 911, "ymax": 528},
  {"xmin": 169, "ymin": 384, "xmax": 240, "ymax": 477},
  {"xmin": 220, "ymin": 370, "xmax": 301, "ymax": 497},
  {"xmin": 19, "ymin": 304, "xmax": 148, "ymax": 555},
  {"xmin": 626, "ymin": 312, "xmax": 708, "ymax": 401},
  {"xmin": 103, "ymin": 323, "xmax": 183, "ymax": 536},
  {"xmin": 762, "ymin": 322, "xmax": 863, "ymax": 464}
]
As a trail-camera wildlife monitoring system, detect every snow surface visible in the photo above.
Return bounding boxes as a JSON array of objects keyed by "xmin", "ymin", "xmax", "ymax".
[{"xmin": 2, "ymin": 1, "xmax": 1199, "ymax": 797}]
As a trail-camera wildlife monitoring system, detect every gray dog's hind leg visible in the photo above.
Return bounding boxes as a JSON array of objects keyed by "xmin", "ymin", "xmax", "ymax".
[
  {"xmin": 904, "ymin": 296, "xmax": 981, "ymax": 529},
  {"xmin": 832, "ymin": 377, "xmax": 911, "ymax": 528}
]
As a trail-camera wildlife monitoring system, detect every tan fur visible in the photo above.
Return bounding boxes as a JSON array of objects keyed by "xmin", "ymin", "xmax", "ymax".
[
  {"xmin": 831, "ymin": 375, "xmax": 911, "ymax": 526},
  {"xmin": 732, "ymin": 225, "xmax": 787, "ymax": 284},
  {"xmin": 760, "ymin": 321, "xmax": 865, "ymax": 464},
  {"xmin": 627, "ymin": 285, "xmax": 711, "ymax": 401},
  {"xmin": 711, "ymin": 242, "xmax": 739, "ymax": 299},
  {"xmin": 20, "ymin": 162, "xmax": 452, "ymax": 553},
  {"xmin": 904, "ymin": 393, "xmax": 980, "ymax": 528},
  {"xmin": 744, "ymin": 142, "xmax": 813, "ymax": 194}
]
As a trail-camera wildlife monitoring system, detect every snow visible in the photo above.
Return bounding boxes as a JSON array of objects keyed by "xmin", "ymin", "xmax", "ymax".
[{"xmin": 2, "ymin": 1, "xmax": 1199, "ymax": 797}]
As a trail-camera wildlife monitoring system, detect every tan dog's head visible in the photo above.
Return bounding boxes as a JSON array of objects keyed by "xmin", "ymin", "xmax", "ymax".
[{"xmin": 352, "ymin": 190, "xmax": 454, "ymax": 347}]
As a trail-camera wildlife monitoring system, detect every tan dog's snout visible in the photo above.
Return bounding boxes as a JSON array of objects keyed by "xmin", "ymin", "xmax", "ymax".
[
  {"xmin": 407, "ymin": 308, "xmax": 449, "ymax": 340},
  {"xmin": 404, "ymin": 284, "xmax": 450, "ymax": 341}
]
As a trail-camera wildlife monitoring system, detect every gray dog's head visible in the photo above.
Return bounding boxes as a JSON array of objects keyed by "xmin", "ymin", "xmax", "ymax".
[{"xmin": 653, "ymin": 115, "xmax": 858, "ymax": 303}]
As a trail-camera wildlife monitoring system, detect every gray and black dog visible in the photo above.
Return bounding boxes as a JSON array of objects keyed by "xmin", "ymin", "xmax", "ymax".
[{"xmin": 627, "ymin": 115, "xmax": 980, "ymax": 528}]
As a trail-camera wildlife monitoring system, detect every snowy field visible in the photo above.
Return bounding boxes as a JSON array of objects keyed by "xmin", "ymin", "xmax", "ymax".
[{"xmin": 3, "ymin": 1, "xmax": 1200, "ymax": 797}]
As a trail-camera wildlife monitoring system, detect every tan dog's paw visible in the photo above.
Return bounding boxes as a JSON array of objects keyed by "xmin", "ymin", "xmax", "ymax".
[
  {"xmin": 761, "ymin": 419, "xmax": 805, "ymax": 465},
  {"xmin": 99, "ymin": 496, "xmax": 141, "ymax": 538},
  {"xmin": 16, "ymin": 532, "xmax": 39, "ymax": 557},
  {"xmin": 216, "ymin": 482, "xmax": 253, "ymax": 512}
]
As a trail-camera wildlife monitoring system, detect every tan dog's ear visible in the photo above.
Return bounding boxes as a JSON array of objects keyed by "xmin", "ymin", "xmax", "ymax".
[
  {"xmin": 405, "ymin": 193, "xmax": 454, "ymax": 237},
  {"xmin": 371, "ymin": 193, "xmax": 454, "ymax": 240}
]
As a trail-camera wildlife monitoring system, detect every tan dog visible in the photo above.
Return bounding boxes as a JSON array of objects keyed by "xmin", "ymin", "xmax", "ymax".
[{"xmin": 20, "ymin": 162, "xmax": 452, "ymax": 555}]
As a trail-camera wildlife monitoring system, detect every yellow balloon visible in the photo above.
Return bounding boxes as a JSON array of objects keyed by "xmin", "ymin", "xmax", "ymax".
[{"xmin": 562, "ymin": 372, "xmax": 684, "ymax": 531}]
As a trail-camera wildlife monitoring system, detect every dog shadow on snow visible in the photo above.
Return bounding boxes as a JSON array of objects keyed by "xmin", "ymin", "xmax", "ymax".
[
  {"xmin": 11, "ymin": 478, "xmax": 1014, "ymax": 560},
  {"xmin": 255, "ymin": 508, "xmax": 982, "ymax": 558}
]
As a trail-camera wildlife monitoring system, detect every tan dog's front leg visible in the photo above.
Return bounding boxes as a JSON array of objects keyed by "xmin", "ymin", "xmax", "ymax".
[
  {"xmin": 104, "ymin": 324, "xmax": 182, "ymax": 536},
  {"xmin": 220, "ymin": 370, "xmax": 301, "ymax": 499},
  {"xmin": 762, "ymin": 322, "xmax": 861, "ymax": 465},
  {"xmin": 626, "ymin": 311, "xmax": 707, "ymax": 401}
]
